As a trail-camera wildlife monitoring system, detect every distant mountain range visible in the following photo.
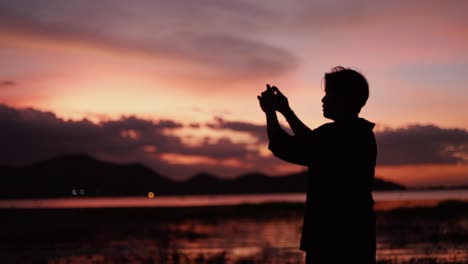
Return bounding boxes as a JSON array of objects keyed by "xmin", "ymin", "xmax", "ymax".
[{"xmin": 0, "ymin": 154, "xmax": 405, "ymax": 199}]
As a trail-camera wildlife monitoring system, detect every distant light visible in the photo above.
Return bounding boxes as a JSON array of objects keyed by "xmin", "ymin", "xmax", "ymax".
[
  {"xmin": 147, "ymin": 192, "xmax": 155, "ymax": 199},
  {"xmin": 79, "ymin": 189, "xmax": 85, "ymax": 196},
  {"xmin": 72, "ymin": 189, "xmax": 77, "ymax": 196}
]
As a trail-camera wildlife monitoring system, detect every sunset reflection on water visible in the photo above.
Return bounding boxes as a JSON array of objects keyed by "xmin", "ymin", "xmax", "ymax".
[
  {"xmin": 1, "ymin": 190, "xmax": 467, "ymax": 209},
  {"xmin": 0, "ymin": 192, "xmax": 467, "ymax": 263}
]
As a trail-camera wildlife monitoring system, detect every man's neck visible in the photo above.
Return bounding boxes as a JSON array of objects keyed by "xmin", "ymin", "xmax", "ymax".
[{"xmin": 333, "ymin": 114, "xmax": 359, "ymax": 123}]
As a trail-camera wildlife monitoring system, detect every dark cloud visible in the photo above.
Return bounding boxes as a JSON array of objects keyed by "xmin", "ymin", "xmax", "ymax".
[
  {"xmin": 207, "ymin": 117, "xmax": 468, "ymax": 165},
  {"xmin": 177, "ymin": 137, "xmax": 255, "ymax": 159},
  {"xmin": 376, "ymin": 124, "xmax": 468, "ymax": 165},
  {"xmin": 1, "ymin": 80, "xmax": 15, "ymax": 86},
  {"xmin": 0, "ymin": 104, "xmax": 264, "ymax": 179},
  {"xmin": 0, "ymin": 104, "xmax": 184, "ymax": 165},
  {"xmin": 206, "ymin": 117, "xmax": 267, "ymax": 142},
  {"xmin": 0, "ymin": 0, "xmax": 297, "ymax": 81},
  {"xmin": 189, "ymin": 123, "xmax": 201, "ymax": 129},
  {"xmin": 1, "ymin": 104, "xmax": 466, "ymax": 180}
]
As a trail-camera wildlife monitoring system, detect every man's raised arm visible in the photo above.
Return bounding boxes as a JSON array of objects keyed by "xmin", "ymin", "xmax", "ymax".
[
  {"xmin": 258, "ymin": 85, "xmax": 310, "ymax": 166},
  {"xmin": 271, "ymin": 86, "xmax": 312, "ymax": 136}
]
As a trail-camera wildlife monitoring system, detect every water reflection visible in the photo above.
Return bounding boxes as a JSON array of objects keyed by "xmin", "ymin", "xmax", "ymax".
[{"xmin": 0, "ymin": 199, "xmax": 467, "ymax": 263}]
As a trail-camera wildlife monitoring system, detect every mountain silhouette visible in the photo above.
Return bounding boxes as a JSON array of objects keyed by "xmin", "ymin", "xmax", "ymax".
[
  {"xmin": 0, "ymin": 154, "xmax": 405, "ymax": 199},
  {"xmin": 0, "ymin": 154, "xmax": 173, "ymax": 198}
]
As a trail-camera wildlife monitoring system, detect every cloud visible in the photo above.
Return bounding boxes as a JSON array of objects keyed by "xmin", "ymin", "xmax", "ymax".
[
  {"xmin": 1, "ymin": 80, "xmax": 15, "ymax": 86},
  {"xmin": 376, "ymin": 124, "xmax": 468, "ymax": 165},
  {"xmin": 177, "ymin": 137, "xmax": 255, "ymax": 159},
  {"xmin": 189, "ymin": 123, "xmax": 201, "ymax": 129},
  {"xmin": 1, "ymin": 0, "xmax": 467, "ymax": 66},
  {"xmin": 1, "ymin": 104, "xmax": 466, "ymax": 180},
  {"xmin": 0, "ymin": 104, "xmax": 268, "ymax": 179},
  {"xmin": 0, "ymin": 0, "xmax": 297, "ymax": 81},
  {"xmin": 0, "ymin": 104, "xmax": 182, "ymax": 163},
  {"xmin": 2, "ymin": 0, "xmax": 467, "ymax": 87},
  {"xmin": 206, "ymin": 117, "xmax": 267, "ymax": 142},
  {"xmin": 208, "ymin": 117, "xmax": 468, "ymax": 166}
]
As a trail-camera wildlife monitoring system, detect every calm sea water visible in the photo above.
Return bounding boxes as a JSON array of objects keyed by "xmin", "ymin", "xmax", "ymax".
[{"xmin": 1, "ymin": 189, "xmax": 467, "ymax": 209}]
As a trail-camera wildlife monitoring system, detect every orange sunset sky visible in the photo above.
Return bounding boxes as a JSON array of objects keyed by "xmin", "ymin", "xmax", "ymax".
[{"xmin": 0, "ymin": 0, "xmax": 467, "ymax": 187}]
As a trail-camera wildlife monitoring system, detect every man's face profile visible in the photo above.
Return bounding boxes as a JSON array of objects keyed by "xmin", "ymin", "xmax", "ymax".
[{"xmin": 321, "ymin": 88, "xmax": 347, "ymax": 120}]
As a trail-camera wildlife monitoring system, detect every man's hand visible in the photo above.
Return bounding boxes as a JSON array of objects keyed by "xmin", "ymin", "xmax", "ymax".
[
  {"xmin": 271, "ymin": 85, "xmax": 291, "ymax": 114},
  {"xmin": 257, "ymin": 84, "xmax": 276, "ymax": 113}
]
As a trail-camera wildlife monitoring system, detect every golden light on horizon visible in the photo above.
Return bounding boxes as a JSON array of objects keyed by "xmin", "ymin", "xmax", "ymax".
[
  {"xmin": 147, "ymin": 192, "xmax": 155, "ymax": 199},
  {"xmin": 159, "ymin": 153, "xmax": 218, "ymax": 166}
]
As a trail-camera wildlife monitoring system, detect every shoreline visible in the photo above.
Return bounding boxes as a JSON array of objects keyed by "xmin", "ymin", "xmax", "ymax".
[
  {"xmin": 0, "ymin": 189, "xmax": 467, "ymax": 209},
  {"xmin": 0, "ymin": 199, "xmax": 466, "ymax": 218}
]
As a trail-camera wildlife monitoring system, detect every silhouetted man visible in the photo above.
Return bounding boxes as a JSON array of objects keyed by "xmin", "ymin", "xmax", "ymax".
[{"xmin": 258, "ymin": 66, "xmax": 377, "ymax": 264}]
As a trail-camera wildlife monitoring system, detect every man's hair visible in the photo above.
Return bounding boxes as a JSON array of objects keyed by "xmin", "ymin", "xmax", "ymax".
[{"xmin": 324, "ymin": 66, "xmax": 369, "ymax": 113}]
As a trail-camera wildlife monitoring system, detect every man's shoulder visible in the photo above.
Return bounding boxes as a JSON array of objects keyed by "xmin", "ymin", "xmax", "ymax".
[
  {"xmin": 312, "ymin": 119, "xmax": 376, "ymax": 138},
  {"xmin": 308, "ymin": 122, "xmax": 336, "ymax": 139},
  {"xmin": 314, "ymin": 122, "xmax": 336, "ymax": 132},
  {"xmin": 316, "ymin": 118, "xmax": 375, "ymax": 131}
]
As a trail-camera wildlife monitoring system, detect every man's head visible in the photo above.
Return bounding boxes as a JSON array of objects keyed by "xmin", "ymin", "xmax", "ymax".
[{"xmin": 321, "ymin": 66, "xmax": 369, "ymax": 120}]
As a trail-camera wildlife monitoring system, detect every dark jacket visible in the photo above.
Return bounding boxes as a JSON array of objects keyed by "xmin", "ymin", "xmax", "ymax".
[{"xmin": 269, "ymin": 118, "xmax": 377, "ymax": 262}]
